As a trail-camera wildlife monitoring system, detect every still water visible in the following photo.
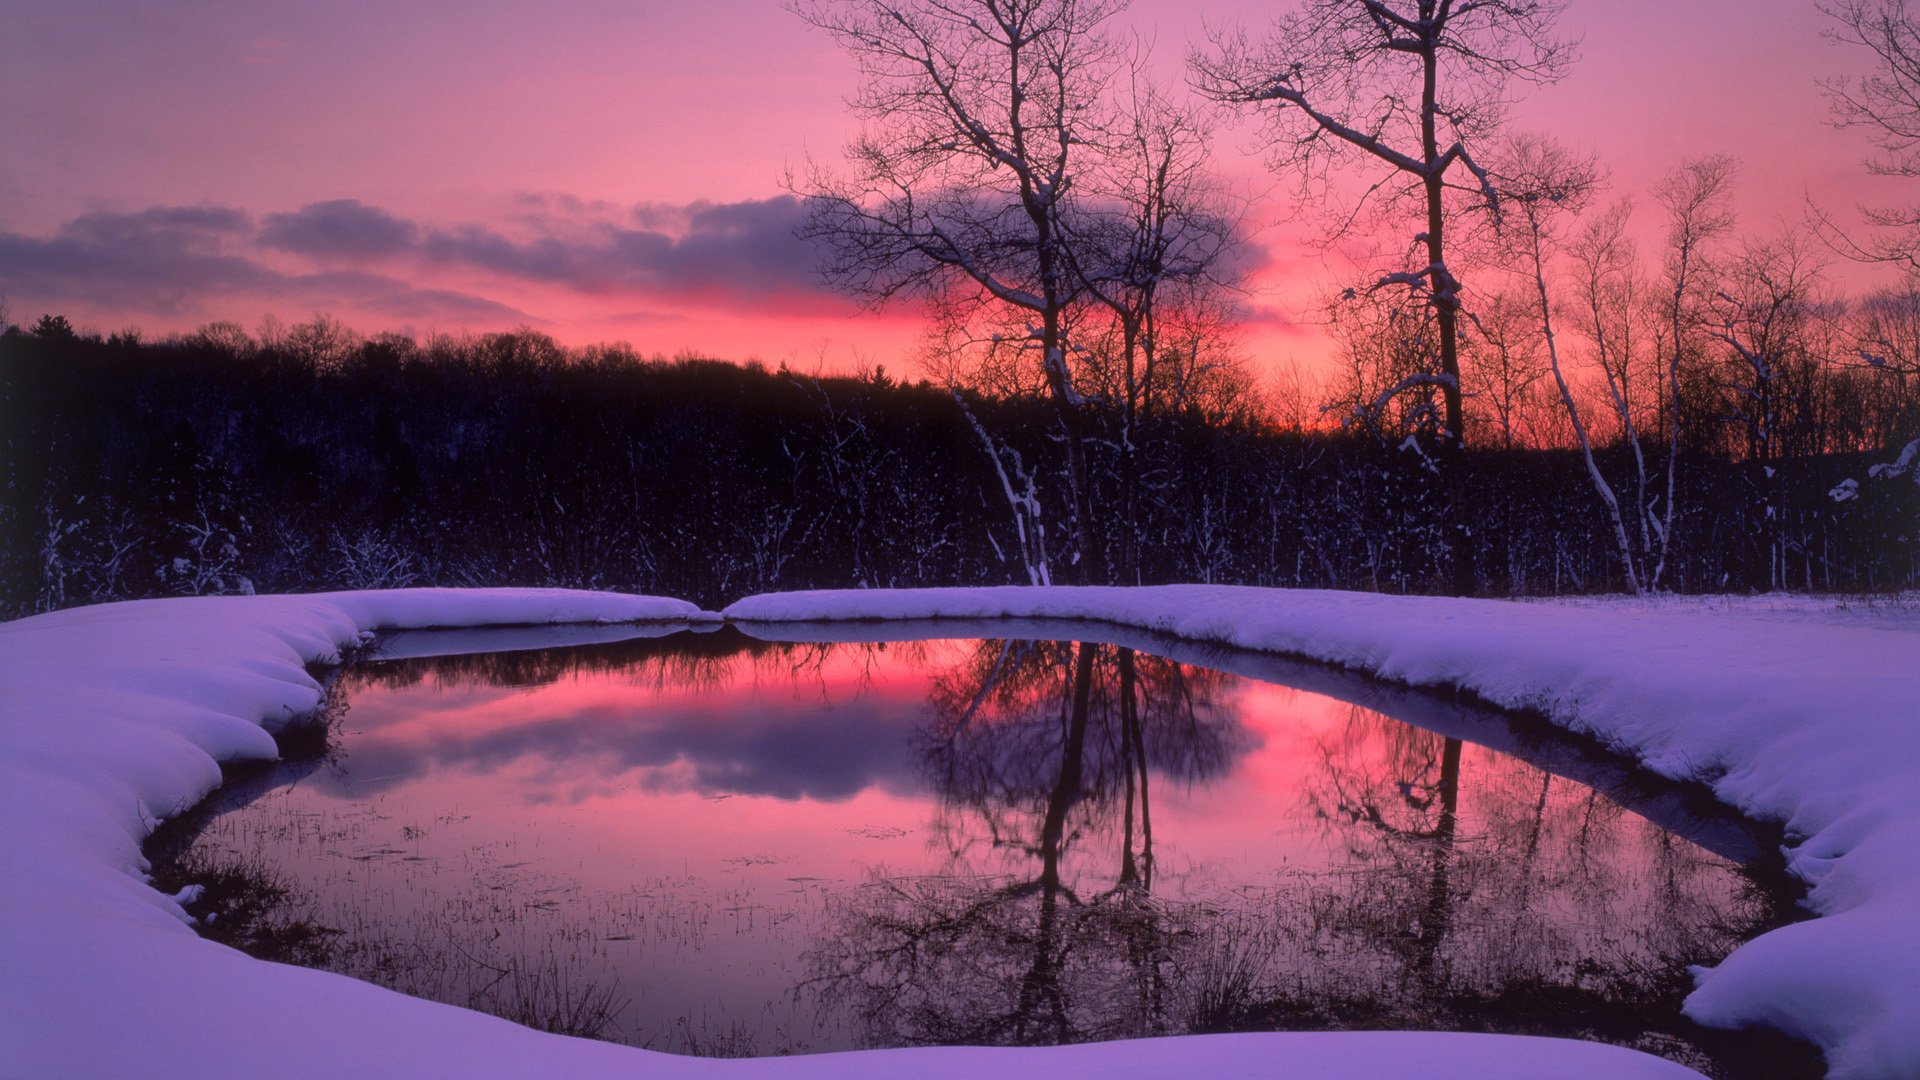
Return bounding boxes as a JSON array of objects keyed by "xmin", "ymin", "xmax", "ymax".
[{"xmin": 158, "ymin": 623, "xmax": 1799, "ymax": 1074}]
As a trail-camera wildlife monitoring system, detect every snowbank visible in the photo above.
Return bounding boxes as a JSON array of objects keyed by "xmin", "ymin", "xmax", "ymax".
[
  {"xmin": 6, "ymin": 585, "xmax": 1909, "ymax": 1077},
  {"xmin": 730, "ymin": 586, "xmax": 1920, "ymax": 1079}
]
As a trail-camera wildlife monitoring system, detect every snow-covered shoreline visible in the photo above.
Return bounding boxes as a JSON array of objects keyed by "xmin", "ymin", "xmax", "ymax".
[{"xmin": 4, "ymin": 586, "xmax": 1915, "ymax": 1078}]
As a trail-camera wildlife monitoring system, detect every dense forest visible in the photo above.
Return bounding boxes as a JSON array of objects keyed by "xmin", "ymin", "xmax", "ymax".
[{"xmin": 1, "ymin": 312, "xmax": 1911, "ymax": 619}]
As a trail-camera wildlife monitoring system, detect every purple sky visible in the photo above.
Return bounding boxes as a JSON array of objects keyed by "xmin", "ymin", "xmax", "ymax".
[{"xmin": 0, "ymin": 0, "xmax": 1906, "ymax": 376}]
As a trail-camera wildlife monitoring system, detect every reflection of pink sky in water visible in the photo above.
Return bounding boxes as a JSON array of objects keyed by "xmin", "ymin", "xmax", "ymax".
[
  {"xmin": 323, "ymin": 649, "xmax": 1336, "ymax": 894},
  {"xmin": 182, "ymin": 638, "xmax": 1775, "ymax": 1059}
]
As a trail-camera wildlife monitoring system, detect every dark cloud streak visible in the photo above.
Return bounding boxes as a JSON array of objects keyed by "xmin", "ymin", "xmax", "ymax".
[
  {"xmin": 258, "ymin": 199, "xmax": 420, "ymax": 259},
  {"xmin": 0, "ymin": 194, "xmax": 840, "ymax": 326},
  {"xmin": 0, "ymin": 203, "xmax": 526, "ymax": 323},
  {"xmin": 418, "ymin": 195, "xmax": 824, "ymax": 301}
]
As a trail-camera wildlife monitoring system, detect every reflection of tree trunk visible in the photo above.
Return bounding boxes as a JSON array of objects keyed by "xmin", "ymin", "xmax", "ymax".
[
  {"xmin": 1524, "ymin": 772, "xmax": 1551, "ymax": 862},
  {"xmin": 1018, "ymin": 642, "xmax": 1096, "ymax": 1042},
  {"xmin": 1015, "ymin": 880, "xmax": 1068, "ymax": 1042},
  {"xmin": 1136, "ymin": 740, "xmax": 1155, "ymax": 893},
  {"xmin": 935, "ymin": 640, "xmax": 1018, "ymax": 792},
  {"xmin": 1106, "ymin": 649, "xmax": 1168, "ymax": 1034},
  {"xmin": 814, "ymin": 639, "xmax": 1243, "ymax": 1049},
  {"xmin": 1509, "ymin": 770, "xmax": 1551, "ymax": 917},
  {"xmin": 1414, "ymin": 736, "xmax": 1463, "ymax": 980},
  {"xmin": 1128, "ymin": 651, "xmax": 1156, "ymax": 890},
  {"xmin": 1577, "ymin": 788, "xmax": 1601, "ymax": 864},
  {"xmin": 1118, "ymin": 648, "xmax": 1141, "ymax": 886},
  {"xmin": 1039, "ymin": 643, "xmax": 1096, "ymax": 889}
]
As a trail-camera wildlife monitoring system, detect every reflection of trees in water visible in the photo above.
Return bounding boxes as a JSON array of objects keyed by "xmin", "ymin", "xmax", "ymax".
[
  {"xmin": 1287, "ymin": 705, "xmax": 1762, "ymax": 1021},
  {"xmin": 346, "ymin": 627, "xmax": 782, "ymax": 693},
  {"xmin": 807, "ymin": 868, "xmax": 1191, "ymax": 1046},
  {"xmin": 919, "ymin": 640, "xmax": 1243, "ymax": 887},
  {"xmin": 811, "ymin": 654, "xmax": 1776, "ymax": 1066},
  {"xmin": 1305, "ymin": 712, "xmax": 1466, "ymax": 982},
  {"xmin": 342, "ymin": 627, "xmax": 934, "ymax": 703},
  {"xmin": 1173, "ymin": 707, "xmax": 1783, "ymax": 1073},
  {"xmin": 812, "ymin": 641, "xmax": 1244, "ymax": 1046}
]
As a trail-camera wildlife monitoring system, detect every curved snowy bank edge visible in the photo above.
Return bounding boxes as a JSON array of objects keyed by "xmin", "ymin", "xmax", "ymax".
[
  {"xmin": 0, "ymin": 587, "xmax": 1708, "ymax": 1080},
  {"xmin": 725, "ymin": 585, "xmax": 1920, "ymax": 1080}
]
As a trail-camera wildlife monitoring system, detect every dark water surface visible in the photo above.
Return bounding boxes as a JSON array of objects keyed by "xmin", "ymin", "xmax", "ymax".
[{"xmin": 157, "ymin": 622, "xmax": 1808, "ymax": 1076}]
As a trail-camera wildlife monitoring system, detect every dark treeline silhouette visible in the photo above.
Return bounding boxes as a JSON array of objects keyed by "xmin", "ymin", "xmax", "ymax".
[{"xmin": 0, "ymin": 314, "xmax": 1913, "ymax": 618}]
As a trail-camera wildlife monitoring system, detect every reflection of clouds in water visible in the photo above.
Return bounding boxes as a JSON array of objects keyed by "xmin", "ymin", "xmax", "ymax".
[
  {"xmin": 340, "ymin": 679, "xmax": 531, "ymax": 730},
  {"xmin": 322, "ymin": 638, "xmax": 1260, "ymax": 811},
  {"xmin": 312, "ymin": 695, "xmax": 928, "ymax": 804}
]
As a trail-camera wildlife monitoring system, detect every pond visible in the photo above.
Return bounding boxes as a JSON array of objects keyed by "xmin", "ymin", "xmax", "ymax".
[{"xmin": 150, "ymin": 621, "xmax": 1812, "ymax": 1077}]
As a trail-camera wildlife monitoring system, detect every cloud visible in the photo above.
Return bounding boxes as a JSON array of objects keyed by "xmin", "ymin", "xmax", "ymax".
[
  {"xmin": 308, "ymin": 692, "xmax": 926, "ymax": 803},
  {"xmin": 66, "ymin": 204, "xmax": 253, "ymax": 240},
  {"xmin": 0, "ymin": 193, "xmax": 1305, "ymax": 343},
  {"xmin": 0, "ymin": 203, "xmax": 524, "ymax": 323},
  {"xmin": 507, "ymin": 191, "xmax": 629, "ymax": 223},
  {"xmin": 420, "ymin": 194, "xmax": 827, "ymax": 304},
  {"xmin": 0, "ymin": 193, "xmax": 850, "ymax": 330},
  {"xmin": 0, "ymin": 205, "xmax": 269, "ymax": 313},
  {"xmin": 258, "ymin": 199, "xmax": 420, "ymax": 260},
  {"xmin": 296, "ymin": 270, "xmax": 529, "ymax": 323},
  {"xmin": 1229, "ymin": 298, "xmax": 1319, "ymax": 337}
]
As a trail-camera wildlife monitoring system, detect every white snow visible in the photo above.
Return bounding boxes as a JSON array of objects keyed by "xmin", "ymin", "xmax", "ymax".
[{"xmin": 4, "ymin": 584, "xmax": 1914, "ymax": 1078}]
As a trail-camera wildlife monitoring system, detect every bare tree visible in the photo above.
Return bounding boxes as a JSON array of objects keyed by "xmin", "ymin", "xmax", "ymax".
[
  {"xmin": 1568, "ymin": 199, "xmax": 1669, "ymax": 584},
  {"xmin": 1068, "ymin": 66, "xmax": 1242, "ymax": 581},
  {"xmin": 793, "ymin": 0, "xmax": 1128, "ymax": 581},
  {"xmin": 1649, "ymin": 156, "xmax": 1737, "ymax": 589},
  {"xmin": 1462, "ymin": 290, "xmax": 1549, "ymax": 451},
  {"xmin": 1709, "ymin": 231, "xmax": 1828, "ymax": 589},
  {"xmin": 282, "ymin": 313, "xmax": 359, "ymax": 369},
  {"xmin": 1324, "ymin": 286, "xmax": 1447, "ymax": 447},
  {"xmin": 1821, "ymin": 0, "xmax": 1920, "ymax": 271},
  {"xmin": 1822, "ymin": 1, "xmax": 1920, "ymax": 493},
  {"xmin": 1195, "ymin": 0, "xmax": 1573, "ymax": 595},
  {"xmin": 1848, "ymin": 287, "xmax": 1920, "ymax": 461},
  {"xmin": 1569, "ymin": 206, "xmax": 1644, "ymax": 441},
  {"xmin": 1495, "ymin": 135, "xmax": 1645, "ymax": 593}
]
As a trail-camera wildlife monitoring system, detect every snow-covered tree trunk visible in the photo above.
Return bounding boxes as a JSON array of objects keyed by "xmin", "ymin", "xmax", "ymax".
[
  {"xmin": 956, "ymin": 392, "xmax": 1052, "ymax": 586},
  {"xmin": 1501, "ymin": 136, "xmax": 1644, "ymax": 594}
]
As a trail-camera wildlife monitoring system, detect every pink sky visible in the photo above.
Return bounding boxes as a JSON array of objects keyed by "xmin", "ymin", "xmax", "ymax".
[{"xmin": 0, "ymin": 0, "xmax": 1907, "ymax": 378}]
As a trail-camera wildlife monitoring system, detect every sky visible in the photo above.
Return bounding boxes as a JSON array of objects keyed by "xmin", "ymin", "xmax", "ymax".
[{"xmin": 0, "ymin": 0, "xmax": 1909, "ymax": 379}]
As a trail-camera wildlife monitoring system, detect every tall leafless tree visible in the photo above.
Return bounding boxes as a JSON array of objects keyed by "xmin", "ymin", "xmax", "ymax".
[
  {"xmin": 1710, "ymin": 232, "xmax": 1829, "ymax": 589},
  {"xmin": 1493, "ymin": 135, "xmax": 1645, "ymax": 593},
  {"xmin": 792, "ymin": 0, "xmax": 1128, "ymax": 581},
  {"xmin": 1649, "ymin": 155, "xmax": 1737, "ymax": 590},
  {"xmin": 1567, "ymin": 200, "xmax": 1657, "ymax": 560},
  {"xmin": 1822, "ymin": 0, "xmax": 1920, "ymax": 486},
  {"xmin": 1821, "ymin": 0, "xmax": 1920, "ymax": 271},
  {"xmin": 1462, "ymin": 290, "xmax": 1549, "ymax": 452},
  {"xmin": 1068, "ymin": 68, "xmax": 1241, "ymax": 581},
  {"xmin": 1194, "ymin": 0, "xmax": 1572, "ymax": 595}
]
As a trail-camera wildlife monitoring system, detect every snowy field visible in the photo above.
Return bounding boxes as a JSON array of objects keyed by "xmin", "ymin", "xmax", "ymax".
[{"xmin": 2, "ymin": 586, "xmax": 1915, "ymax": 1079}]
